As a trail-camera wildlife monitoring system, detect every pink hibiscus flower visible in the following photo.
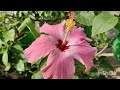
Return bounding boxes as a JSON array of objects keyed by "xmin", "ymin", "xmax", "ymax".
[{"xmin": 24, "ymin": 20, "xmax": 96, "ymax": 79}]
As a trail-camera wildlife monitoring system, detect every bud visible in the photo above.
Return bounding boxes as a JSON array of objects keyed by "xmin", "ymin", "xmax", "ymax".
[{"xmin": 68, "ymin": 11, "xmax": 76, "ymax": 20}]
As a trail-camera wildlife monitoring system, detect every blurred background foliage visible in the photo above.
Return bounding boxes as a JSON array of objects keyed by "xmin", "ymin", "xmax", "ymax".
[{"xmin": 0, "ymin": 11, "xmax": 120, "ymax": 79}]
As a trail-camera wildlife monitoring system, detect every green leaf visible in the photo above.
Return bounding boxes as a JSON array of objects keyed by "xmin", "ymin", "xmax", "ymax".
[
  {"xmin": 84, "ymin": 26, "xmax": 92, "ymax": 38},
  {"xmin": 99, "ymin": 32, "xmax": 108, "ymax": 42},
  {"xmin": 0, "ymin": 39, "xmax": 3, "ymax": 48},
  {"xmin": 26, "ymin": 18, "xmax": 39, "ymax": 38},
  {"xmin": 2, "ymin": 49, "xmax": 11, "ymax": 71},
  {"xmin": 82, "ymin": 77, "xmax": 90, "ymax": 79},
  {"xmin": 87, "ymin": 67, "xmax": 99, "ymax": 78},
  {"xmin": 44, "ymin": 11, "xmax": 52, "ymax": 17},
  {"xmin": 115, "ymin": 20, "xmax": 120, "ymax": 30},
  {"xmin": 12, "ymin": 44, "xmax": 23, "ymax": 52},
  {"xmin": 112, "ymin": 37, "xmax": 120, "ymax": 61},
  {"xmin": 18, "ymin": 18, "xmax": 39, "ymax": 38},
  {"xmin": 9, "ymin": 21, "xmax": 20, "ymax": 27},
  {"xmin": 0, "ymin": 14, "xmax": 5, "ymax": 22},
  {"xmin": 19, "ymin": 53, "xmax": 26, "ymax": 61},
  {"xmin": 18, "ymin": 18, "xmax": 29, "ymax": 32},
  {"xmin": 75, "ymin": 60, "xmax": 85, "ymax": 72},
  {"xmin": 114, "ymin": 29, "xmax": 120, "ymax": 37},
  {"xmin": 73, "ymin": 75, "xmax": 79, "ymax": 79},
  {"xmin": 18, "ymin": 11, "xmax": 22, "ymax": 17},
  {"xmin": 22, "ymin": 11, "xmax": 28, "ymax": 17},
  {"xmin": 16, "ymin": 60, "xmax": 25, "ymax": 72},
  {"xmin": 92, "ymin": 12, "xmax": 118, "ymax": 37},
  {"xmin": 2, "ymin": 50, "xmax": 8, "ymax": 66},
  {"xmin": 97, "ymin": 75, "xmax": 107, "ymax": 79},
  {"xmin": 99, "ymin": 57, "xmax": 113, "ymax": 71},
  {"xmin": 38, "ymin": 11, "xmax": 44, "ymax": 16},
  {"xmin": 4, "ymin": 29, "xmax": 15, "ymax": 42},
  {"xmin": 10, "ymin": 44, "xmax": 23, "ymax": 54},
  {"xmin": 76, "ymin": 11, "xmax": 95, "ymax": 26},
  {"xmin": 0, "ymin": 44, "xmax": 7, "ymax": 54},
  {"xmin": 31, "ymin": 71, "xmax": 43, "ymax": 79},
  {"xmin": 18, "ymin": 32, "xmax": 36, "ymax": 49},
  {"xmin": 75, "ymin": 60, "xmax": 85, "ymax": 76},
  {"xmin": 5, "ymin": 62, "xmax": 11, "ymax": 71},
  {"xmin": 38, "ymin": 57, "xmax": 47, "ymax": 69},
  {"xmin": 115, "ymin": 20, "xmax": 120, "ymax": 37}
]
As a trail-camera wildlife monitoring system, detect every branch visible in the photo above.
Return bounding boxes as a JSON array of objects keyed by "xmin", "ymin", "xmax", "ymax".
[
  {"xmin": 96, "ymin": 37, "xmax": 115, "ymax": 56},
  {"xmin": 97, "ymin": 53, "xmax": 114, "ymax": 57},
  {"xmin": 96, "ymin": 44, "xmax": 108, "ymax": 56}
]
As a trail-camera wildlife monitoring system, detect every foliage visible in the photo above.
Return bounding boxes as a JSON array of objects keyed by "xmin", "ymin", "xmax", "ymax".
[{"xmin": 0, "ymin": 11, "xmax": 120, "ymax": 79}]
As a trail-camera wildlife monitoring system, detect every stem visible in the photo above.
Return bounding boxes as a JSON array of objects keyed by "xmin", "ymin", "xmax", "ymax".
[
  {"xmin": 96, "ymin": 37, "xmax": 114, "ymax": 56},
  {"xmin": 97, "ymin": 53, "xmax": 114, "ymax": 57},
  {"xmin": 96, "ymin": 44, "xmax": 108, "ymax": 56}
]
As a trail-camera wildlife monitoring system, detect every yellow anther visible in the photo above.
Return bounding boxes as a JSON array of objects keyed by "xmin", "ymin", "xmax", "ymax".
[{"xmin": 66, "ymin": 19, "xmax": 75, "ymax": 31}]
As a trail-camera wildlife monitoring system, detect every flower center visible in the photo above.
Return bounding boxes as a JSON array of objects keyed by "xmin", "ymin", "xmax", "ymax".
[{"xmin": 56, "ymin": 39, "xmax": 69, "ymax": 52}]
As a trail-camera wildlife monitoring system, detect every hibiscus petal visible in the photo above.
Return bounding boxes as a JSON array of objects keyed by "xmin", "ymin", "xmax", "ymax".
[
  {"xmin": 66, "ymin": 41, "xmax": 96, "ymax": 72},
  {"xmin": 40, "ymin": 20, "xmax": 66, "ymax": 40},
  {"xmin": 66, "ymin": 27, "xmax": 92, "ymax": 45},
  {"xmin": 41, "ymin": 49, "xmax": 75, "ymax": 79},
  {"xmin": 24, "ymin": 35, "xmax": 57, "ymax": 63}
]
